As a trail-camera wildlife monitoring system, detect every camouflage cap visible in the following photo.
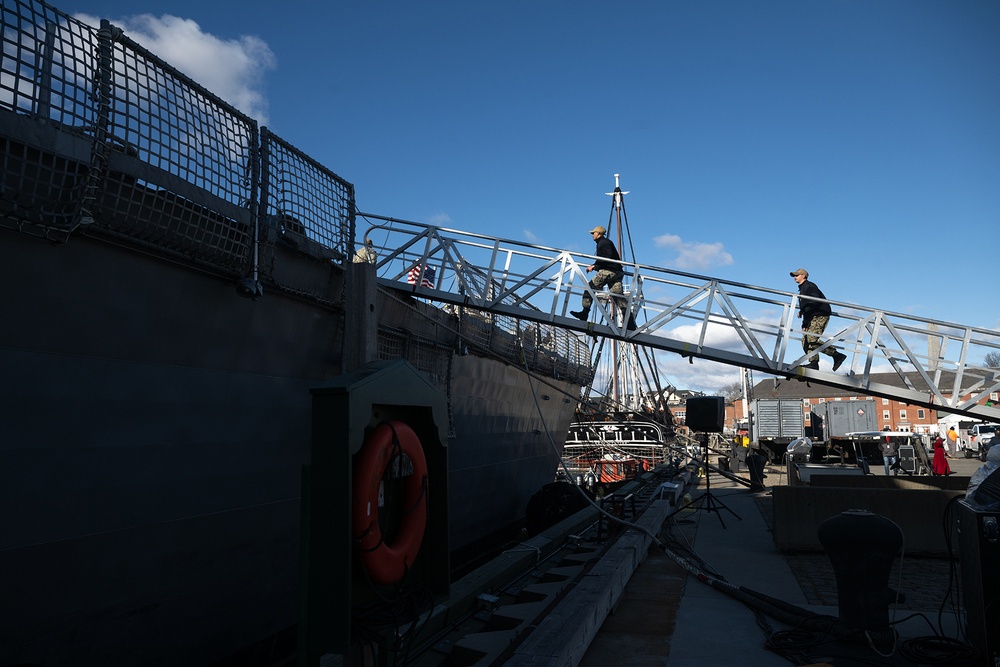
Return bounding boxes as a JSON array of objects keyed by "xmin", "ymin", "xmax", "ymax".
[{"xmin": 789, "ymin": 268, "xmax": 809, "ymax": 278}]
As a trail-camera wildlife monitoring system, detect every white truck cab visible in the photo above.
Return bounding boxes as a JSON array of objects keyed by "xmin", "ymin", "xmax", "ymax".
[{"xmin": 969, "ymin": 423, "xmax": 998, "ymax": 461}]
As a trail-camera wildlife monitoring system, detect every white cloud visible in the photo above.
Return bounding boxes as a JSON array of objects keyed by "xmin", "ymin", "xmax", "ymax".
[
  {"xmin": 668, "ymin": 321, "xmax": 747, "ymax": 351},
  {"xmin": 426, "ymin": 212, "xmax": 452, "ymax": 225},
  {"xmin": 74, "ymin": 13, "xmax": 275, "ymax": 124},
  {"xmin": 651, "ymin": 324, "xmax": 746, "ymax": 394},
  {"xmin": 653, "ymin": 233, "xmax": 682, "ymax": 247},
  {"xmin": 523, "ymin": 229, "xmax": 540, "ymax": 243},
  {"xmin": 653, "ymin": 233, "xmax": 733, "ymax": 271},
  {"xmin": 655, "ymin": 353, "xmax": 740, "ymax": 396}
]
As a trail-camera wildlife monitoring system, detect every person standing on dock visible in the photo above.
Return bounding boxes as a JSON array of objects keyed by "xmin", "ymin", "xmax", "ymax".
[
  {"xmin": 571, "ymin": 226, "xmax": 628, "ymax": 325},
  {"xmin": 946, "ymin": 426, "xmax": 959, "ymax": 458},
  {"xmin": 932, "ymin": 436, "xmax": 952, "ymax": 475},
  {"xmin": 881, "ymin": 435, "xmax": 900, "ymax": 476},
  {"xmin": 790, "ymin": 268, "xmax": 847, "ymax": 371}
]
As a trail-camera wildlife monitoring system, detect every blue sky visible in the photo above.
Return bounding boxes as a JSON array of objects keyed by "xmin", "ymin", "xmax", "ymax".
[{"xmin": 60, "ymin": 0, "xmax": 999, "ymax": 393}]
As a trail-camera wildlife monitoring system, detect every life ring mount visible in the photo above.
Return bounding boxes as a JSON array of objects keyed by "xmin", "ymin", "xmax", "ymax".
[{"xmin": 352, "ymin": 420, "xmax": 428, "ymax": 585}]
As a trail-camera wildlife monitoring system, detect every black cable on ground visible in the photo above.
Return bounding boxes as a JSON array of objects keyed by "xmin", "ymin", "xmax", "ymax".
[
  {"xmin": 738, "ymin": 585, "xmax": 839, "ymax": 626},
  {"xmin": 937, "ymin": 494, "xmax": 965, "ymax": 639},
  {"xmin": 658, "ymin": 541, "xmax": 855, "ymax": 641},
  {"xmin": 898, "ymin": 635, "xmax": 981, "ymax": 666}
]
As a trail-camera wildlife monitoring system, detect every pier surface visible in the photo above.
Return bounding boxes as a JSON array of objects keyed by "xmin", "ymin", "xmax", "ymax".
[{"xmin": 580, "ymin": 455, "xmax": 984, "ymax": 667}]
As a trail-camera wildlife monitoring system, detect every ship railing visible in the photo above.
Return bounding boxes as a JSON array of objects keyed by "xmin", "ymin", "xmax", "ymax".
[
  {"xmin": 359, "ymin": 215, "xmax": 1000, "ymax": 422},
  {"xmin": 567, "ymin": 420, "xmax": 670, "ymax": 444},
  {"xmin": 1, "ymin": 0, "xmax": 354, "ymax": 303},
  {"xmin": 447, "ymin": 304, "xmax": 594, "ymax": 385}
]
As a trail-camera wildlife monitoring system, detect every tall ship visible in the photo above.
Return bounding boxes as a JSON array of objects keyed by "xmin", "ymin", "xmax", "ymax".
[
  {"xmin": 0, "ymin": 1, "xmax": 592, "ymax": 664},
  {"xmin": 561, "ymin": 176, "xmax": 677, "ymax": 485}
]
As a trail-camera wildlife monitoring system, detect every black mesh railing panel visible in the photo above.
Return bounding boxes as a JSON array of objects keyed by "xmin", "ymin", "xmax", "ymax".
[
  {"xmin": 260, "ymin": 128, "xmax": 354, "ymax": 264},
  {"xmin": 0, "ymin": 1, "xmax": 96, "ymax": 129},
  {"xmin": 96, "ymin": 174, "xmax": 252, "ymax": 270},
  {"xmin": 89, "ymin": 28, "xmax": 257, "ymax": 270},
  {"xmin": 105, "ymin": 34, "xmax": 256, "ymax": 207},
  {"xmin": 0, "ymin": 133, "xmax": 88, "ymax": 229}
]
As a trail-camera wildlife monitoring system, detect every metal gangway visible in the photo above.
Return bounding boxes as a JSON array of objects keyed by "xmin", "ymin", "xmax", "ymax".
[
  {"xmin": 358, "ymin": 214, "xmax": 1000, "ymax": 422},
  {"xmin": 3, "ymin": 0, "xmax": 996, "ymax": 422}
]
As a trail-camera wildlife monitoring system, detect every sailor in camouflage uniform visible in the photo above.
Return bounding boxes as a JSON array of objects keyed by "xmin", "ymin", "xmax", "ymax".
[
  {"xmin": 572, "ymin": 226, "xmax": 631, "ymax": 328},
  {"xmin": 790, "ymin": 268, "xmax": 847, "ymax": 371}
]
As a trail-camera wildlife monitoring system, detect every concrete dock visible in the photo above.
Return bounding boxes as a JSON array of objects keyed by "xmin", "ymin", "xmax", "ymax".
[{"xmin": 579, "ymin": 454, "xmax": 986, "ymax": 667}]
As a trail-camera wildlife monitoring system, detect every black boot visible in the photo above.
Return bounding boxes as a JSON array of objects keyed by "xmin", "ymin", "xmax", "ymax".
[
  {"xmin": 832, "ymin": 352, "xmax": 847, "ymax": 372},
  {"xmin": 570, "ymin": 308, "xmax": 589, "ymax": 321}
]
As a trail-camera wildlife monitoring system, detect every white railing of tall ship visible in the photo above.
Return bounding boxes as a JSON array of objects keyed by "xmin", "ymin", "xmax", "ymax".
[
  {"xmin": 564, "ymin": 420, "xmax": 678, "ymax": 466},
  {"xmin": 359, "ymin": 214, "xmax": 1000, "ymax": 422}
]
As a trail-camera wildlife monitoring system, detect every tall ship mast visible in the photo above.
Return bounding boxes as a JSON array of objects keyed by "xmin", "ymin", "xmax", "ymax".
[{"xmin": 562, "ymin": 175, "xmax": 676, "ymax": 484}]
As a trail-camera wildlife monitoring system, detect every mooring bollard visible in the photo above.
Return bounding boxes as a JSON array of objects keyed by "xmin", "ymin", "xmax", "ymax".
[
  {"xmin": 746, "ymin": 452, "xmax": 766, "ymax": 491},
  {"xmin": 817, "ymin": 510, "xmax": 903, "ymax": 638}
]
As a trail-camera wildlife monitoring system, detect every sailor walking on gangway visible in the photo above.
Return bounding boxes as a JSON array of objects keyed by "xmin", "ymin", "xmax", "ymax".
[
  {"xmin": 571, "ymin": 225, "xmax": 636, "ymax": 330},
  {"xmin": 571, "ymin": 225, "xmax": 623, "ymax": 320}
]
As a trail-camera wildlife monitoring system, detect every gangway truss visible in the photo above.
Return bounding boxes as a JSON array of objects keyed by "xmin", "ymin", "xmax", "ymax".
[{"xmin": 359, "ymin": 214, "xmax": 1000, "ymax": 422}]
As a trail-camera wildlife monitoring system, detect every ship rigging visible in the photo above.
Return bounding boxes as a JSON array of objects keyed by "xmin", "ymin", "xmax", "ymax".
[{"xmin": 563, "ymin": 175, "xmax": 677, "ymax": 483}]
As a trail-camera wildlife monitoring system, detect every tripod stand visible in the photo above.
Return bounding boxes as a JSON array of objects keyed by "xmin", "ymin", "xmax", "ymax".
[{"xmin": 686, "ymin": 432, "xmax": 742, "ymax": 528}]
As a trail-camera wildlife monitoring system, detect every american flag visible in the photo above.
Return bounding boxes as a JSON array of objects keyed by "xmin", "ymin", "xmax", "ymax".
[{"xmin": 407, "ymin": 264, "xmax": 436, "ymax": 288}]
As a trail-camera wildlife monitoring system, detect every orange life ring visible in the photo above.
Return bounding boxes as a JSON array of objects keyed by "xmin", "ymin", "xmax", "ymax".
[{"xmin": 352, "ymin": 420, "xmax": 428, "ymax": 585}]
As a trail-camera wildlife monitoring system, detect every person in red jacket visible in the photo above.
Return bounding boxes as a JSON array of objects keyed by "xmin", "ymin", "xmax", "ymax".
[{"xmin": 932, "ymin": 436, "xmax": 952, "ymax": 476}]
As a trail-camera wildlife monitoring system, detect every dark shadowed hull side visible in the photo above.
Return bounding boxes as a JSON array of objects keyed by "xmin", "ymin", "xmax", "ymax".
[{"xmin": 0, "ymin": 229, "xmax": 584, "ymax": 665}]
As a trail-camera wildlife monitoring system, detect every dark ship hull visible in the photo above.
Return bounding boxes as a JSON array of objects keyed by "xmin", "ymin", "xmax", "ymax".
[
  {"xmin": 0, "ymin": 218, "xmax": 588, "ymax": 666},
  {"xmin": 0, "ymin": 1, "xmax": 591, "ymax": 663}
]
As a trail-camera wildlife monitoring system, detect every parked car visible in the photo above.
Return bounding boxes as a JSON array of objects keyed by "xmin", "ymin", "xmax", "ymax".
[{"xmin": 970, "ymin": 423, "xmax": 998, "ymax": 461}]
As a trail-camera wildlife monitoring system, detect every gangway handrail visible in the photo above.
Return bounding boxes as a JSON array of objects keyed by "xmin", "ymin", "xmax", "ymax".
[{"xmin": 359, "ymin": 213, "xmax": 1000, "ymax": 422}]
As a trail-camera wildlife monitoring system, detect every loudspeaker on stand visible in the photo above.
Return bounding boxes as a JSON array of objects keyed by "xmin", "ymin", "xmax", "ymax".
[{"xmin": 685, "ymin": 396, "xmax": 724, "ymax": 433}]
